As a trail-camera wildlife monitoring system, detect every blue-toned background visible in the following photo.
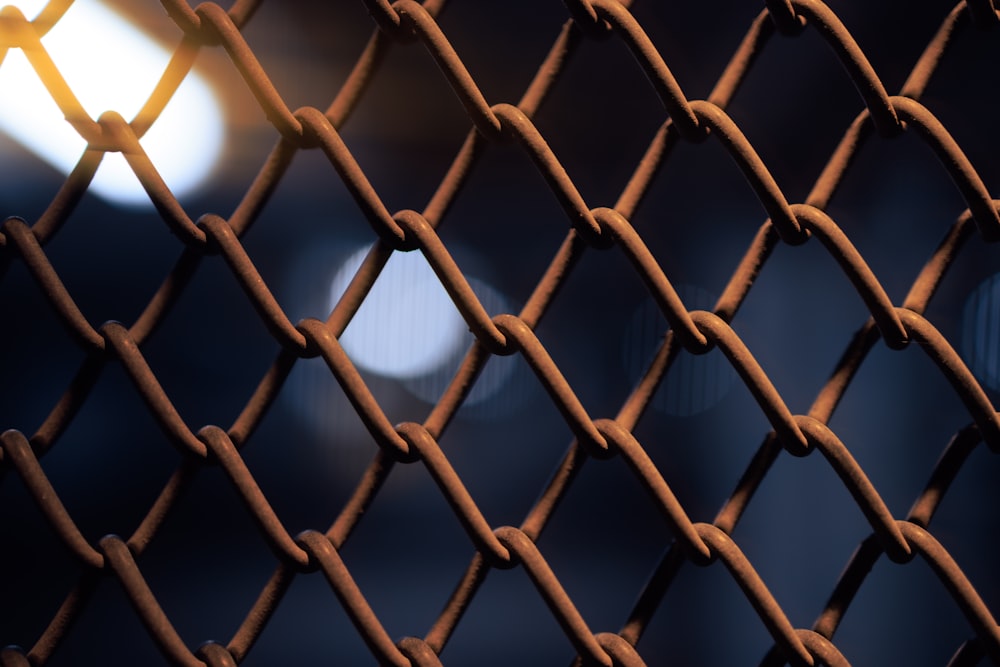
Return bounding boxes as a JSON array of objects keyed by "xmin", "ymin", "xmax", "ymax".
[{"xmin": 1, "ymin": 1, "xmax": 998, "ymax": 664}]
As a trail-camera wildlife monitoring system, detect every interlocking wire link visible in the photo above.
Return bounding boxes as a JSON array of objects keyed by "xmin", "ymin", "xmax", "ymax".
[{"xmin": 1, "ymin": 0, "xmax": 999, "ymax": 664}]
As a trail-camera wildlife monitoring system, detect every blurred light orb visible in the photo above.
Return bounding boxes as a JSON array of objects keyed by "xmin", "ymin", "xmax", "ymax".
[
  {"xmin": 0, "ymin": 0, "xmax": 223, "ymax": 206},
  {"xmin": 962, "ymin": 273, "xmax": 1000, "ymax": 391},
  {"xmin": 330, "ymin": 246, "xmax": 469, "ymax": 379},
  {"xmin": 403, "ymin": 276, "xmax": 517, "ymax": 408}
]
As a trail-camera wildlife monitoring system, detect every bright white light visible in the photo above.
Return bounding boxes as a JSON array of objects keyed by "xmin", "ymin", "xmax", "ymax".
[
  {"xmin": 403, "ymin": 276, "xmax": 517, "ymax": 407},
  {"xmin": 330, "ymin": 246, "xmax": 469, "ymax": 379},
  {"xmin": 0, "ymin": 0, "xmax": 224, "ymax": 206}
]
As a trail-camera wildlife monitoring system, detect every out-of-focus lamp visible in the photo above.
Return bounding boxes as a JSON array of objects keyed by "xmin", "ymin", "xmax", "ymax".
[{"xmin": 0, "ymin": 0, "xmax": 223, "ymax": 206}]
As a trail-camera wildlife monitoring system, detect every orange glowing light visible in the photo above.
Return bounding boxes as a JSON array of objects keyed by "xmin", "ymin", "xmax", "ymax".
[{"xmin": 0, "ymin": 0, "xmax": 224, "ymax": 206}]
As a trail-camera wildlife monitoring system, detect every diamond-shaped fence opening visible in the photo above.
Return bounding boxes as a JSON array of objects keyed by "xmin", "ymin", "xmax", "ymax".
[{"xmin": 1, "ymin": 0, "xmax": 999, "ymax": 665}]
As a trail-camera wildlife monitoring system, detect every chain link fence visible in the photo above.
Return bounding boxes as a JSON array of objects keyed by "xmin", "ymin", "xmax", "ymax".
[{"xmin": 1, "ymin": 0, "xmax": 999, "ymax": 664}]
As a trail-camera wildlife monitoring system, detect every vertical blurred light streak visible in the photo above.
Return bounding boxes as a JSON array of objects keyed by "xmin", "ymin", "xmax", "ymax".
[{"xmin": 963, "ymin": 274, "xmax": 1000, "ymax": 390}]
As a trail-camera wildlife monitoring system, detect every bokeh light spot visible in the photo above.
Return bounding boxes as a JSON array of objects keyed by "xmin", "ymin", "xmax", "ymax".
[
  {"xmin": 961, "ymin": 273, "xmax": 1000, "ymax": 392},
  {"xmin": 0, "ymin": 0, "xmax": 224, "ymax": 206},
  {"xmin": 403, "ymin": 277, "xmax": 518, "ymax": 408},
  {"xmin": 330, "ymin": 246, "xmax": 468, "ymax": 379}
]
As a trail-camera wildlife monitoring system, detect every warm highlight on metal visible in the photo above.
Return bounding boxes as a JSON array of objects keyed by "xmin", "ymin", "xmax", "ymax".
[{"xmin": 1, "ymin": 0, "xmax": 999, "ymax": 665}]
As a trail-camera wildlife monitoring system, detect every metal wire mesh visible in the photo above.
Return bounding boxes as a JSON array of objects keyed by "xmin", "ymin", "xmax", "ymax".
[{"xmin": 1, "ymin": 0, "xmax": 999, "ymax": 664}]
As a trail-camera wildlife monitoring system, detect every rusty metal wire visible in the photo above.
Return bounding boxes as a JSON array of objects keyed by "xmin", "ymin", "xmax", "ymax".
[{"xmin": 1, "ymin": 0, "xmax": 999, "ymax": 664}]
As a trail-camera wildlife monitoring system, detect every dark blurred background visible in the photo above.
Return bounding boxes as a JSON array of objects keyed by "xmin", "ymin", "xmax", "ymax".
[{"xmin": 1, "ymin": 0, "xmax": 999, "ymax": 664}]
